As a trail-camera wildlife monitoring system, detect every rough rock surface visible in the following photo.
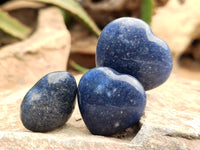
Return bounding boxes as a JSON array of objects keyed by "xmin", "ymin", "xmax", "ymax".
[
  {"xmin": 0, "ymin": 7, "xmax": 71, "ymax": 91},
  {"xmin": 0, "ymin": 73, "xmax": 200, "ymax": 150}
]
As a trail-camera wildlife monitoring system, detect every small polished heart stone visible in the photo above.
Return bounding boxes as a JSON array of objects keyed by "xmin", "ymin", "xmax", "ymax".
[
  {"xmin": 78, "ymin": 67, "xmax": 146, "ymax": 136},
  {"xmin": 20, "ymin": 71, "xmax": 77, "ymax": 132},
  {"xmin": 96, "ymin": 17, "xmax": 173, "ymax": 90}
]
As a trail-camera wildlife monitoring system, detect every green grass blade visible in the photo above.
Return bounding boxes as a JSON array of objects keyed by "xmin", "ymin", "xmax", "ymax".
[
  {"xmin": 31, "ymin": 0, "xmax": 101, "ymax": 37},
  {"xmin": 69, "ymin": 60, "xmax": 89, "ymax": 73},
  {"xmin": 0, "ymin": 9, "xmax": 32, "ymax": 40},
  {"xmin": 141, "ymin": 0, "xmax": 154, "ymax": 25}
]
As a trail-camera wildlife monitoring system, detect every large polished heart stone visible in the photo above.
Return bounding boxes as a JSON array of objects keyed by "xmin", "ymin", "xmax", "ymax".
[
  {"xmin": 96, "ymin": 17, "xmax": 173, "ymax": 90},
  {"xmin": 78, "ymin": 67, "xmax": 146, "ymax": 136}
]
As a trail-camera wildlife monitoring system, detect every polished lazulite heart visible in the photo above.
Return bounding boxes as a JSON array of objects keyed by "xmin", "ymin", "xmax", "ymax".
[
  {"xmin": 78, "ymin": 67, "xmax": 146, "ymax": 136},
  {"xmin": 96, "ymin": 17, "xmax": 173, "ymax": 90}
]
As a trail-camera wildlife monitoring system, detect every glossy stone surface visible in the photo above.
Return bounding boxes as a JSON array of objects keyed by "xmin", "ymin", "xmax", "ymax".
[
  {"xmin": 78, "ymin": 67, "xmax": 146, "ymax": 136},
  {"xmin": 20, "ymin": 71, "xmax": 77, "ymax": 132},
  {"xmin": 96, "ymin": 17, "xmax": 173, "ymax": 90}
]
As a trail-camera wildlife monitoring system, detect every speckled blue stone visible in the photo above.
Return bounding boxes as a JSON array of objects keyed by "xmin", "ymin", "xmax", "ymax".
[
  {"xmin": 20, "ymin": 71, "xmax": 77, "ymax": 132},
  {"xmin": 78, "ymin": 67, "xmax": 146, "ymax": 136},
  {"xmin": 96, "ymin": 17, "xmax": 173, "ymax": 90}
]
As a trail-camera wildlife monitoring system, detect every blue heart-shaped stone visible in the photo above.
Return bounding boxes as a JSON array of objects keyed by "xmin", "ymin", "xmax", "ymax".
[
  {"xmin": 96, "ymin": 17, "xmax": 173, "ymax": 90},
  {"xmin": 78, "ymin": 67, "xmax": 146, "ymax": 136}
]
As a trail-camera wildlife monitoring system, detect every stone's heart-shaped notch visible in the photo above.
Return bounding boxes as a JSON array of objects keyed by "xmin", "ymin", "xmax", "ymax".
[
  {"xmin": 20, "ymin": 71, "xmax": 77, "ymax": 132},
  {"xmin": 96, "ymin": 17, "xmax": 173, "ymax": 90},
  {"xmin": 78, "ymin": 67, "xmax": 146, "ymax": 136}
]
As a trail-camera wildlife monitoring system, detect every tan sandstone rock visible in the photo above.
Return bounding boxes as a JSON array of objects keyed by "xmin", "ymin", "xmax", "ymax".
[
  {"xmin": 0, "ymin": 74, "xmax": 200, "ymax": 150},
  {"xmin": 151, "ymin": 0, "xmax": 200, "ymax": 58},
  {"xmin": 0, "ymin": 7, "xmax": 70, "ymax": 91}
]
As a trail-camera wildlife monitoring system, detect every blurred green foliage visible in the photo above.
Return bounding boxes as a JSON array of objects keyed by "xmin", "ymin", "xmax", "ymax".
[
  {"xmin": 0, "ymin": 0, "xmax": 153, "ymax": 41},
  {"xmin": 0, "ymin": 0, "xmax": 101, "ymax": 40},
  {"xmin": 0, "ymin": 9, "xmax": 32, "ymax": 40},
  {"xmin": 141, "ymin": 0, "xmax": 154, "ymax": 25}
]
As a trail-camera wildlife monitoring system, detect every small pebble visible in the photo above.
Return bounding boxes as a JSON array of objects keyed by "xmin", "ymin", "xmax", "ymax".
[
  {"xmin": 74, "ymin": 115, "xmax": 82, "ymax": 121},
  {"xmin": 20, "ymin": 71, "xmax": 77, "ymax": 132}
]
